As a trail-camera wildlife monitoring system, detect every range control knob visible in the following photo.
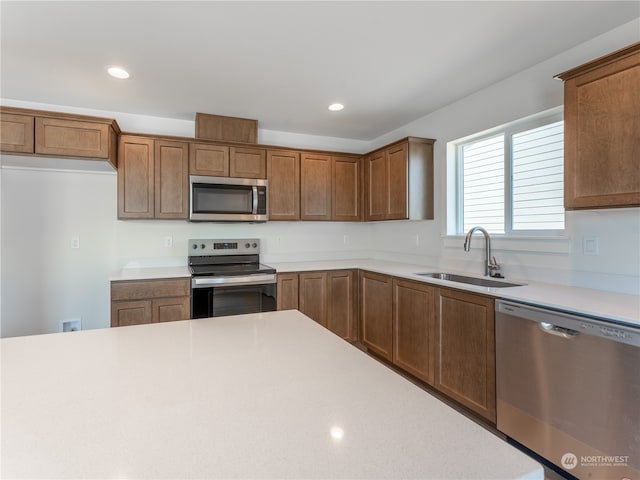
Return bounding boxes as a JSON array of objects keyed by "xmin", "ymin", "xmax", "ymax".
[
  {"xmin": 201, "ymin": 244, "xmax": 206, "ymax": 249},
  {"xmin": 245, "ymin": 243, "xmax": 251, "ymax": 248},
  {"xmin": 252, "ymin": 242, "xmax": 258, "ymax": 248},
  {"xmin": 192, "ymin": 244, "xmax": 197, "ymax": 250}
]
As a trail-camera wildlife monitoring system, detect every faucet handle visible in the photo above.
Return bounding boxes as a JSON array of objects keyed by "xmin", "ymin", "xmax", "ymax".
[{"xmin": 489, "ymin": 256, "xmax": 500, "ymax": 270}]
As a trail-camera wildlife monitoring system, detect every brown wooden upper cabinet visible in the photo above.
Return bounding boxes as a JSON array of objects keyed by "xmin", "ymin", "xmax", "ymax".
[
  {"xmin": 301, "ymin": 152, "xmax": 362, "ymax": 221},
  {"xmin": 364, "ymin": 137, "xmax": 435, "ymax": 221},
  {"xmin": 0, "ymin": 107, "xmax": 119, "ymax": 168},
  {"xmin": 301, "ymin": 153, "xmax": 333, "ymax": 220},
  {"xmin": 556, "ymin": 42, "xmax": 640, "ymax": 209},
  {"xmin": 190, "ymin": 144, "xmax": 265, "ymax": 179},
  {"xmin": 189, "ymin": 143, "xmax": 230, "ymax": 176},
  {"xmin": 229, "ymin": 146, "xmax": 266, "ymax": 178},
  {"xmin": 268, "ymin": 150, "xmax": 361, "ymax": 221},
  {"xmin": 118, "ymin": 135, "xmax": 189, "ymax": 219},
  {"xmin": 0, "ymin": 112, "xmax": 34, "ymax": 153},
  {"xmin": 267, "ymin": 149, "xmax": 301, "ymax": 220},
  {"xmin": 332, "ymin": 154, "xmax": 361, "ymax": 221}
]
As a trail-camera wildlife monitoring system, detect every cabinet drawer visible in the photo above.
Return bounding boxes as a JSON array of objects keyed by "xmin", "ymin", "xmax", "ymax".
[
  {"xmin": 111, "ymin": 278, "xmax": 190, "ymax": 301},
  {"xmin": 35, "ymin": 117, "xmax": 110, "ymax": 158},
  {"xmin": 0, "ymin": 113, "xmax": 34, "ymax": 153}
]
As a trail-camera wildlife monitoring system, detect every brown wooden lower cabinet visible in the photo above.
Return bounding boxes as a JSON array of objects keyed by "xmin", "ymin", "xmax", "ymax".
[
  {"xmin": 359, "ymin": 271, "xmax": 393, "ymax": 360},
  {"xmin": 276, "ymin": 272, "xmax": 299, "ymax": 310},
  {"xmin": 278, "ymin": 270, "xmax": 357, "ymax": 342},
  {"xmin": 111, "ymin": 278, "xmax": 190, "ymax": 327},
  {"xmin": 359, "ymin": 270, "xmax": 496, "ymax": 423},
  {"xmin": 393, "ymin": 278, "xmax": 435, "ymax": 385},
  {"xmin": 434, "ymin": 287, "xmax": 496, "ymax": 423}
]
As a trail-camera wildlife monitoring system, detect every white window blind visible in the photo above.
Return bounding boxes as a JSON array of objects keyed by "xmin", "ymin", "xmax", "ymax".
[
  {"xmin": 456, "ymin": 114, "xmax": 565, "ymax": 235},
  {"xmin": 462, "ymin": 135, "xmax": 504, "ymax": 233},
  {"xmin": 512, "ymin": 121, "xmax": 564, "ymax": 230}
]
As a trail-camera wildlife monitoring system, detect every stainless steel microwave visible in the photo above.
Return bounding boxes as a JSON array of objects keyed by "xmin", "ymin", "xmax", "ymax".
[{"xmin": 189, "ymin": 176, "xmax": 268, "ymax": 222}]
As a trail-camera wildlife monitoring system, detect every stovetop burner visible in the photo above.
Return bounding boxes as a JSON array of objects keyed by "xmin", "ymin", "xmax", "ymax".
[{"xmin": 189, "ymin": 262, "xmax": 276, "ymax": 277}]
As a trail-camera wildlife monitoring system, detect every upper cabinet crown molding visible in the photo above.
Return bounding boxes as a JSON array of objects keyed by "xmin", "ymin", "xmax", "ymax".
[
  {"xmin": 556, "ymin": 42, "xmax": 640, "ymax": 209},
  {"xmin": 0, "ymin": 106, "xmax": 120, "ymax": 169}
]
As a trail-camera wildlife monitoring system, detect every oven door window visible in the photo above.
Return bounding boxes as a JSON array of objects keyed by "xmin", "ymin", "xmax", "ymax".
[
  {"xmin": 192, "ymin": 283, "xmax": 276, "ymax": 319},
  {"xmin": 192, "ymin": 184, "xmax": 254, "ymax": 214}
]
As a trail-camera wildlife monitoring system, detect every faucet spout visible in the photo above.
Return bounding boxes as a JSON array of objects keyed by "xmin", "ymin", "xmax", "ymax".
[{"xmin": 463, "ymin": 227, "xmax": 500, "ymax": 277}]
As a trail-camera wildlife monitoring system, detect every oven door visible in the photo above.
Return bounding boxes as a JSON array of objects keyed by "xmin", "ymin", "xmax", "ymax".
[{"xmin": 191, "ymin": 274, "xmax": 277, "ymax": 319}]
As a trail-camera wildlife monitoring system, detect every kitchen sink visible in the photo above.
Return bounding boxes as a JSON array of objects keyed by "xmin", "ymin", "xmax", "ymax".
[{"xmin": 414, "ymin": 272, "xmax": 525, "ymax": 288}]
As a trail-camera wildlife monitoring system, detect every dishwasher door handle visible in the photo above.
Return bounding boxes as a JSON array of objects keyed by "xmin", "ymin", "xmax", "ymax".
[{"xmin": 539, "ymin": 322, "xmax": 580, "ymax": 339}]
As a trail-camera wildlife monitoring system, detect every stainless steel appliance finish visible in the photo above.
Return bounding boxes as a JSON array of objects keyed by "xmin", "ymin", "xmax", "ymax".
[
  {"xmin": 414, "ymin": 272, "xmax": 524, "ymax": 288},
  {"xmin": 189, "ymin": 176, "xmax": 268, "ymax": 222},
  {"xmin": 189, "ymin": 239, "xmax": 276, "ymax": 318},
  {"xmin": 496, "ymin": 300, "xmax": 640, "ymax": 480}
]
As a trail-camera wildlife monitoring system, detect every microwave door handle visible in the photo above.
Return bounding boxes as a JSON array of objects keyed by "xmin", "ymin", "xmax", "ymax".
[{"xmin": 252, "ymin": 186, "xmax": 258, "ymax": 214}]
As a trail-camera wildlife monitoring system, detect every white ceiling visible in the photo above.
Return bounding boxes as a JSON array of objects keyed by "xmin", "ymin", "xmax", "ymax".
[{"xmin": 1, "ymin": 1, "xmax": 638, "ymax": 140}]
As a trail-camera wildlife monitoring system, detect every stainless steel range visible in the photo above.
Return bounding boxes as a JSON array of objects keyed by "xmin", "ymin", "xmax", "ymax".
[{"xmin": 188, "ymin": 238, "xmax": 276, "ymax": 318}]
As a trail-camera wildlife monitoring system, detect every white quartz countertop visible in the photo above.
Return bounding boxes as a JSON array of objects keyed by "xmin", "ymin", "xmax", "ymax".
[
  {"xmin": 0, "ymin": 310, "xmax": 543, "ymax": 480},
  {"xmin": 110, "ymin": 259, "xmax": 640, "ymax": 327}
]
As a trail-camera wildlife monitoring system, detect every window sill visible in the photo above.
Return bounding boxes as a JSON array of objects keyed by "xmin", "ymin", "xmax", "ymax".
[{"xmin": 443, "ymin": 234, "xmax": 570, "ymax": 255}]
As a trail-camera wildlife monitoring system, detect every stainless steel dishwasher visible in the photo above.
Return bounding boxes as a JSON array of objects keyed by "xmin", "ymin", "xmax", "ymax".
[{"xmin": 495, "ymin": 300, "xmax": 640, "ymax": 480}]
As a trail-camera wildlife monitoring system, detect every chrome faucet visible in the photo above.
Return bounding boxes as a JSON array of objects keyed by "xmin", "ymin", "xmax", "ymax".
[{"xmin": 463, "ymin": 226, "xmax": 501, "ymax": 277}]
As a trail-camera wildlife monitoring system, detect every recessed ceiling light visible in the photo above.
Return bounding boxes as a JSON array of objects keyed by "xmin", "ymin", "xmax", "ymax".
[
  {"xmin": 106, "ymin": 66, "xmax": 130, "ymax": 79},
  {"xmin": 328, "ymin": 103, "xmax": 344, "ymax": 112}
]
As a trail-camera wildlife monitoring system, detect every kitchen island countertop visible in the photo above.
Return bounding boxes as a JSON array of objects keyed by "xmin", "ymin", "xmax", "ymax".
[{"xmin": 1, "ymin": 310, "xmax": 543, "ymax": 479}]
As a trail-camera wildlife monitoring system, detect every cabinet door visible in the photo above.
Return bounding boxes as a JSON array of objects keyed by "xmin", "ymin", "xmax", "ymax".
[
  {"xmin": 267, "ymin": 150, "xmax": 300, "ymax": 220},
  {"xmin": 155, "ymin": 140, "xmax": 189, "ymax": 219},
  {"xmin": 153, "ymin": 297, "xmax": 190, "ymax": 323},
  {"xmin": 435, "ymin": 288, "xmax": 496, "ymax": 422},
  {"xmin": 386, "ymin": 143, "xmax": 408, "ymax": 219},
  {"xmin": 0, "ymin": 113, "xmax": 34, "ymax": 153},
  {"xmin": 111, "ymin": 300, "xmax": 152, "ymax": 327},
  {"xmin": 190, "ymin": 143, "xmax": 229, "ymax": 176},
  {"xmin": 301, "ymin": 153, "xmax": 332, "ymax": 220},
  {"xmin": 563, "ymin": 49, "xmax": 640, "ymax": 208},
  {"xmin": 327, "ymin": 270, "xmax": 357, "ymax": 342},
  {"xmin": 332, "ymin": 155, "xmax": 361, "ymax": 221},
  {"xmin": 230, "ymin": 146, "xmax": 266, "ymax": 178},
  {"xmin": 118, "ymin": 136, "xmax": 155, "ymax": 219},
  {"xmin": 299, "ymin": 271, "xmax": 328, "ymax": 327},
  {"xmin": 35, "ymin": 117, "xmax": 110, "ymax": 158},
  {"xmin": 360, "ymin": 271, "xmax": 393, "ymax": 360},
  {"xmin": 364, "ymin": 150, "xmax": 387, "ymax": 221},
  {"xmin": 277, "ymin": 272, "xmax": 299, "ymax": 310},
  {"xmin": 393, "ymin": 279, "xmax": 435, "ymax": 385}
]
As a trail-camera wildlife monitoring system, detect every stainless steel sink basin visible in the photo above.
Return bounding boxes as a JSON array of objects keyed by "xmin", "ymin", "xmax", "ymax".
[{"xmin": 414, "ymin": 272, "xmax": 525, "ymax": 288}]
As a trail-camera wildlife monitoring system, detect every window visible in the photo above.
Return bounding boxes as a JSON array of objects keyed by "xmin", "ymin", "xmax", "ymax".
[{"xmin": 454, "ymin": 113, "xmax": 564, "ymax": 235}]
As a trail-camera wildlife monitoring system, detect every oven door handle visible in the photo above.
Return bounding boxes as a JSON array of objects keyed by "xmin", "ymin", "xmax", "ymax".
[{"xmin": 192, "ymin": 274, "xmax": 276, "ymax": 288}]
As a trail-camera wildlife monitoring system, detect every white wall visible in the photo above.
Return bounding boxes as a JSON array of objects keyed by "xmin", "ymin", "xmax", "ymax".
[
  {"xmin": 368, "ymin": 19, "xmax": 640, "ymax": 295},
  {"xmin": 2, "ymin": 19, "xmax": 639, "ymax": 337}
]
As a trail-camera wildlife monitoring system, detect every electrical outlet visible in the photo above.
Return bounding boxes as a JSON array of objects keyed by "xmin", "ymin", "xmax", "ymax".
[
  {"xmin": 164, "ymin": 236, "xmax": 173, "ymax": 248},
  {"xmin": 583, "ymin": 236, "xmax": 599, "ymax": 256},
  {"xmin": 71, "ymin": 236, "xmax": 80, "ymax": 249},
  {"xmin": 62, "ymin": 319, "xmax": 81, "ymax": 332},
  {"xmin": 343, "ymin": 235, "xmax": 350, "ymax": 245},
  {"xmin": 415, "ymin": 234, "xmax": 420, "ymax": 246}
]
